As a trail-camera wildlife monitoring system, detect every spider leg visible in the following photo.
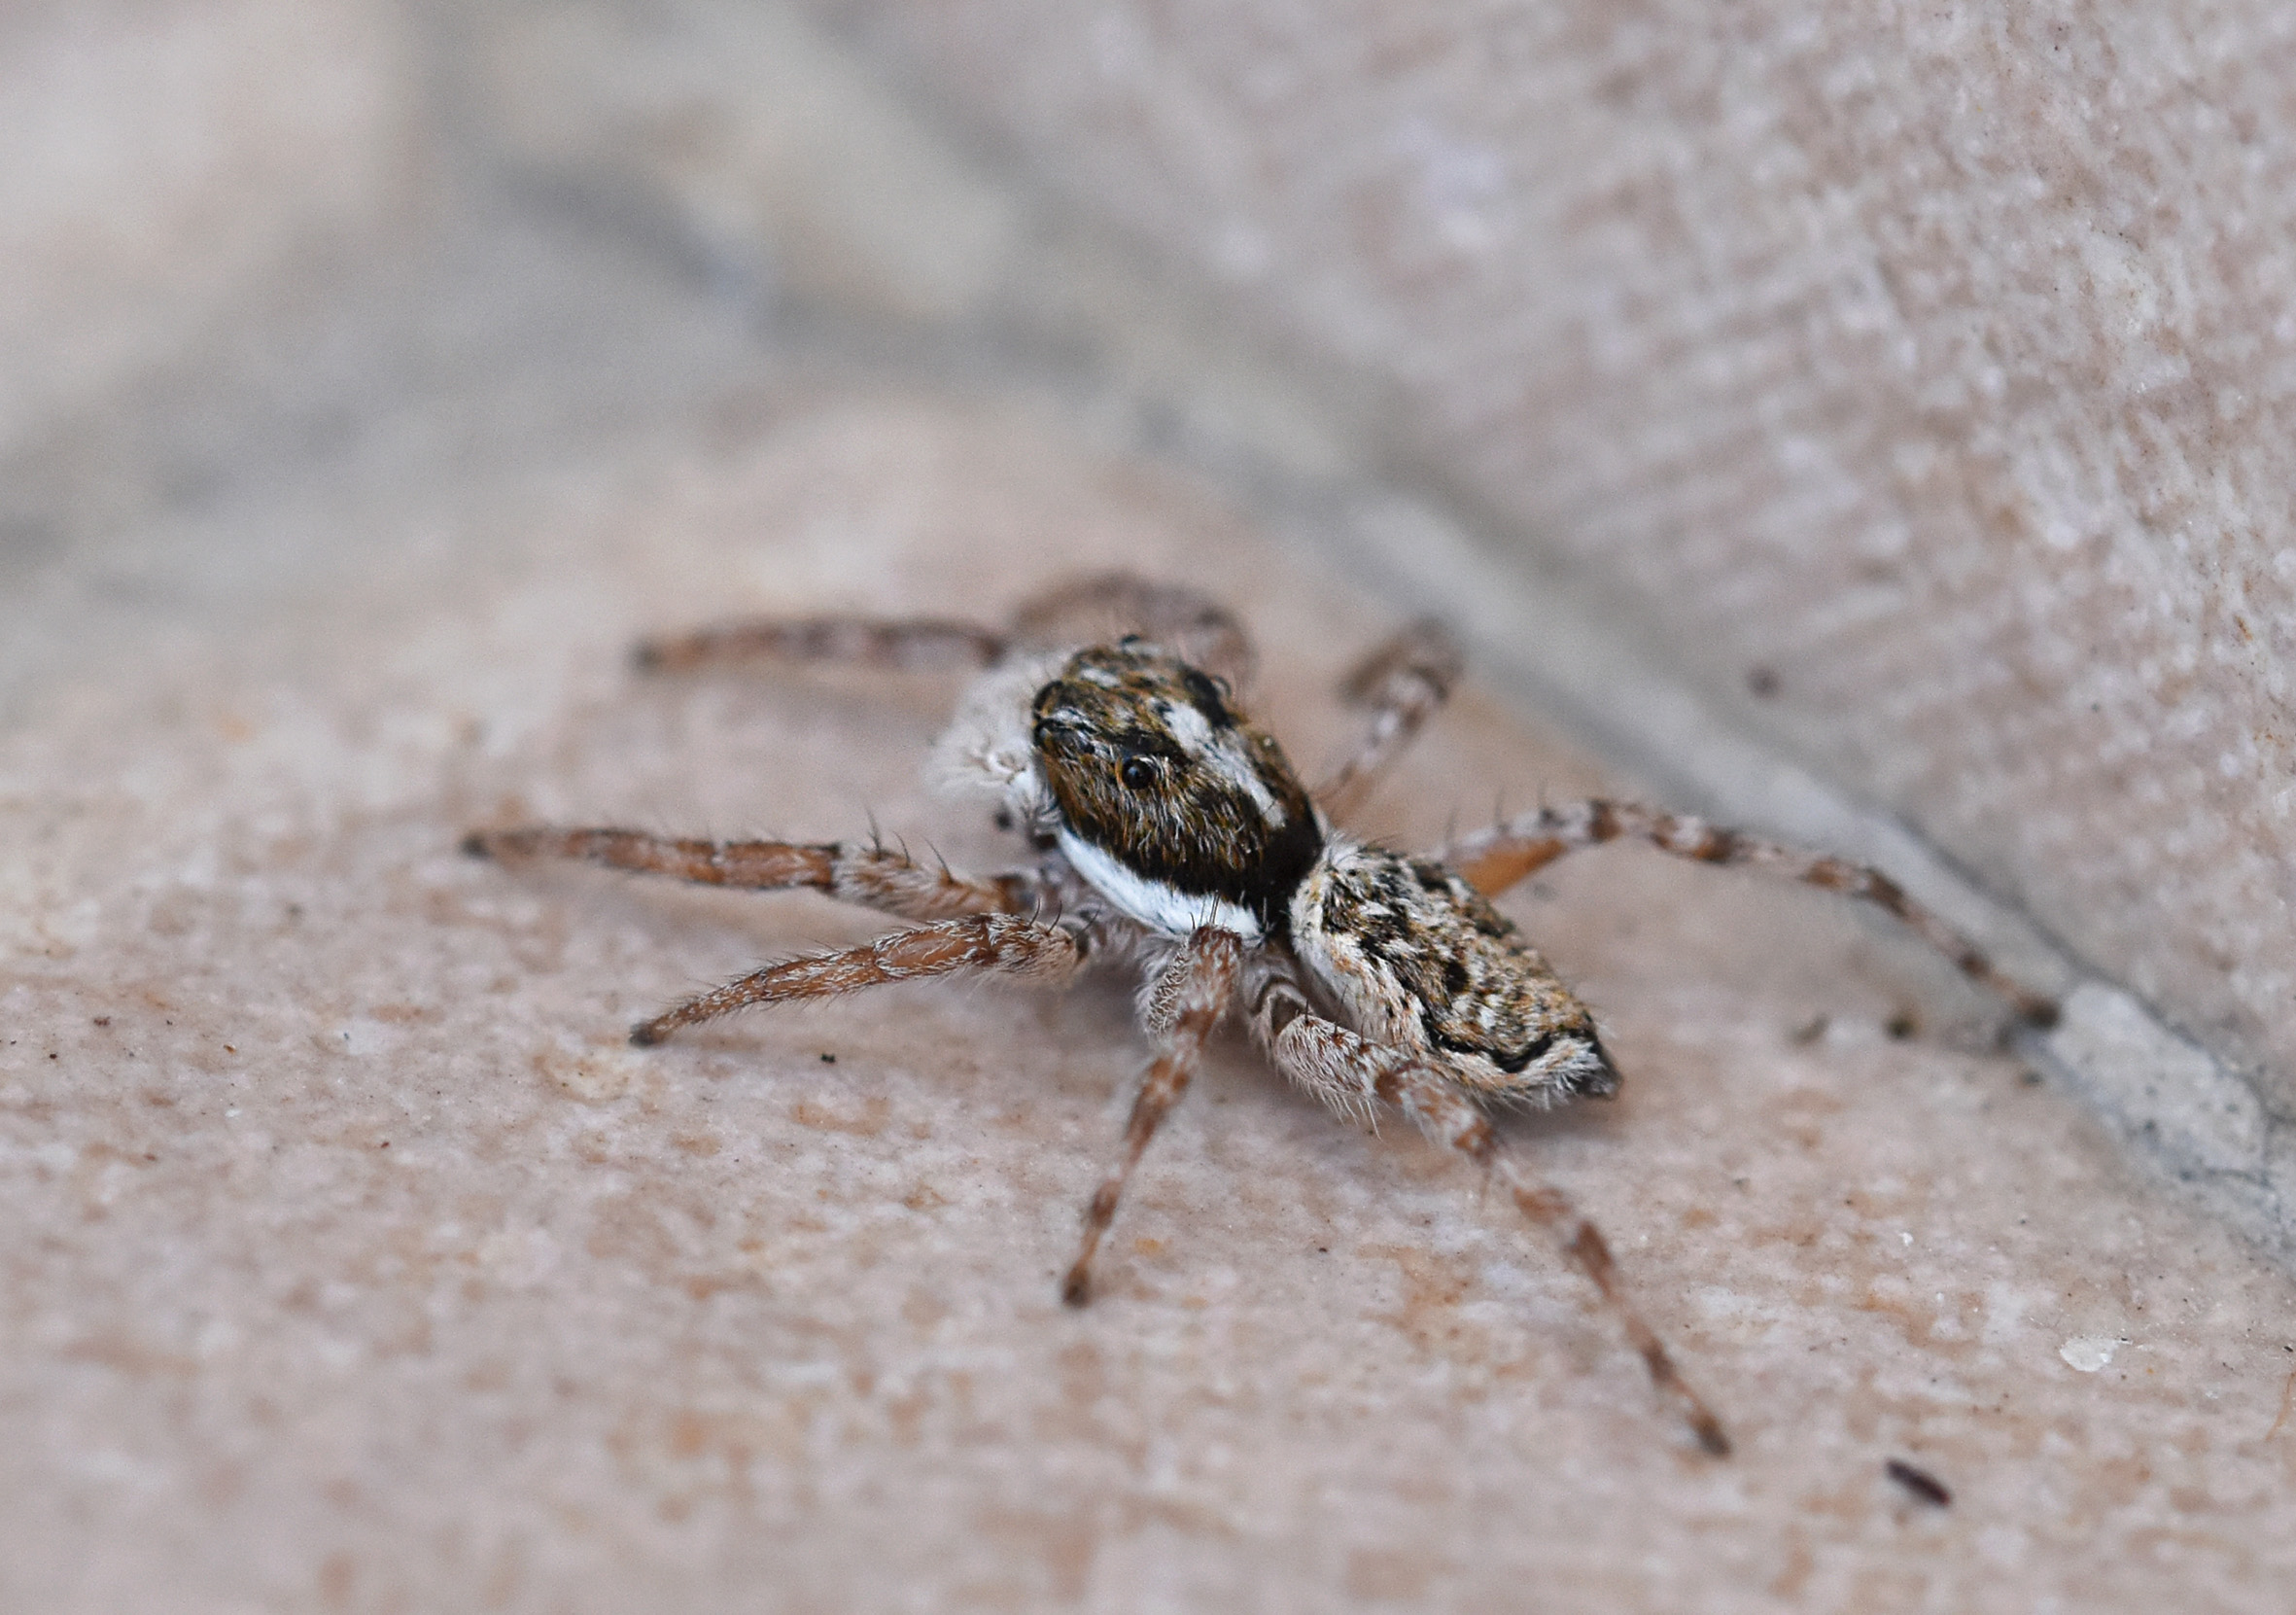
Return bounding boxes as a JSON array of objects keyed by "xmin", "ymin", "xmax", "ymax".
[
  {"xmin": 462, "ymin": 827, "xmax": 1042, "ymax": 922},
  {"xmin": 1061, "ymin": 928, "xmax": 1245, "ymax": 1306},
  {"xmin": 631, "ymin": 614, "xmax": 1007, "ymax": 675},
  {"xmin": 1442, "ymin": 799, "xmax": 2058, "ymax": 1027},
  {"xmin": 630, "ymin": 913, "xmax": 1090, "ymax": 1045},
  {"xmin": 1242, "ymin": 977, "xmax": 1382, "ymax": 1123},
  {"xmin": 631, "ymin": 574, "xmax": 1256, "ymax": 685},
  {"xmin": 1314, "ymin": 618, "xmax": 1465, "ymax": 819},
  {"xmin": 1005, "ymin": 572, "xmax": 1255, "ymax": 690},
  {"xmin": 1249, "ymin": 982, "xmax": 1732, "ymax": 1457}
]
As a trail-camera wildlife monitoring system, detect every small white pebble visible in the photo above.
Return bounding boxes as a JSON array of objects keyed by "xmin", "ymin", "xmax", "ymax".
[{"xmin": 2059, "ymin": 1335, "xmax": 2123, "ymax": 1372}]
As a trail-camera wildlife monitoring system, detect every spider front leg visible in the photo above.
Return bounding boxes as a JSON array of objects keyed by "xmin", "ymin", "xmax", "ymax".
[
  {"xmin": 1061, "ymin": 927, "xmax": 1245, "ymax": 1307},
  {"xmin": 1444, "ymin": 800, "xmax": 2059, "ymax": 1027},
  {"xmin": 1250, "ymin": 981, "xmax": 1732, "ymax": 1457},
  {"xmin": 628, "ymin": 571, "xmax": 1257, "ymax": 686},
  {"xmin": 462, "ymin": 827, "xmax": 1041, "ymax": 922},
  {"xmin": 630, "ymin": 912, "xmax": 1093, "ymax": 1045},
  {"xmin": 1315, "ymin": 618, "xmax": 1465, "ymax": 819},
  {"xmin": 1005, "ymin": 573, "xmax": 1256, "ymax": 690},
  {"xmin": 632, "ymin": 614, "xmax": 1007, "ymax": 675}
]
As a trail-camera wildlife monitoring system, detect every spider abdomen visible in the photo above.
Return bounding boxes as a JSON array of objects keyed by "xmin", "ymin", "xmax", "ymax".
[{"xmin": 1289, "ymin": 842, "xmax": 1619, "ymax": 1105}]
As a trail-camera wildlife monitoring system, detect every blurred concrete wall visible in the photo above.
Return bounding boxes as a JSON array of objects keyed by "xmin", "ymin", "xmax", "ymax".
[{"xmin": 779, "ymin": 1, "xmax": 2296, "ymax": 1126}]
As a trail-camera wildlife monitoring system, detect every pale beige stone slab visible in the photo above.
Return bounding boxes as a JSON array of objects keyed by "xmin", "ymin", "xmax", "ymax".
[
  {"xmin": 0, "ymin": 0, "xmax": 423, "ymax": 455},
  {"xmin": 5, "ymin": 394, "xmax": 2293, "ymax": 1611},
  {"xmin": 6, "ymin": 2, "xmax": 2294, "ymax": 1604}
]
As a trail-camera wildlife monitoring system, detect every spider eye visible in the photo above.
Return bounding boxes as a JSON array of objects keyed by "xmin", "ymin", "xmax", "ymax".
[{"xmin": 1119, "ymin": 757, "xmax": 1157, "ymax": 790}]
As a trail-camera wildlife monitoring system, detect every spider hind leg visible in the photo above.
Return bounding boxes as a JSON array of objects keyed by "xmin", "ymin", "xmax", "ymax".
[
  {"xmin": 1444, "ymin": 799, "xmax": 2058, "ymax": 1028},
  {"xmin": 1250, "ymin": 981, "xmax": 1731, "ymax": 1457}
]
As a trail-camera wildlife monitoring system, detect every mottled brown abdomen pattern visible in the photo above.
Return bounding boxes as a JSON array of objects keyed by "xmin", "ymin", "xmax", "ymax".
[{"xmin": 1289, "ymin": 843, "xmax": 1618, "ymax": 1105}]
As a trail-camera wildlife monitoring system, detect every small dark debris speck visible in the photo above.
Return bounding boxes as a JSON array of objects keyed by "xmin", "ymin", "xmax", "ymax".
[
  {"xmin": 48, "ymin": 1052, "xmax": 57, "ymax": 1061},
  {"xmin": 1885, "ymin": 1012, "xmax": 1920, "ymax": 1040},
  {"xmin": 820, "ymin": 1052, "xmax": 837, "ymax": 1064},
  {"xmin": 1886, "ymin": 1458, "xmax": 1952, "ymax": 1507},
  {"xmin": 92, "ymin": 1017, "xmax": 110, "ymax": 1028}
]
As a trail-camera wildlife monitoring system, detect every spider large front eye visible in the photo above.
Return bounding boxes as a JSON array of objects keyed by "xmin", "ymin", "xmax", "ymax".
[{"xmin": 1119, "ymin": 757, "xmax": 1157, "ymax": 790}]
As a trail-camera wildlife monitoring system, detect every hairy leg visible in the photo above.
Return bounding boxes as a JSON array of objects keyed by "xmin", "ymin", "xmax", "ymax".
[
  {"xmin": 630, "ymin": 913, "xmax": 1090, "ymax": 1046},
  {"xmin": 1250, "ymin": 983, "xmax": 1731, "ymax": 1457},
  {"xmin": 463, "ymin": 827, "xmax": 1044, "ymax": 922},
  {"xmin": 1061, "ymin": 928, "xmax": 1245, "ymax": 1306},
  {"xmin": 1244, "ymin": 977, "xmax": 1380, "ymax": 1123},
  {"xmin": 628, "ymin": 573, "xmax": 1254, "ymax": 686},
  {"xmin": 1443, "ymin": 799, "xmax": 2058, "ymax": 1027},
  {"xmin": 1006, "ymin": 572, "xmax": 1256, "ymax": 690},
  {"xmin": 1314, "ymin": 618, "xmax": 1465, "ymax": 819},
  {"xmin": 632, "ymin": 614, "xmax": 1006, "ymax": 675}
]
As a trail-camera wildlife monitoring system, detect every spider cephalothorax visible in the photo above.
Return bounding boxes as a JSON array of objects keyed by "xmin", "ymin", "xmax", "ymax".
[
  {"xmin": 1027, "ymin": 641, "xmax": 1322, "ymax": 942},
  {"xmin": 465, "ymin": 572, "xmax": 2055, "ymax": 1457}
]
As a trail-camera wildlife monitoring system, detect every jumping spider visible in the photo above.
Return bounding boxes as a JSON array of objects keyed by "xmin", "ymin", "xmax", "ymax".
[{"xmin": 465, "ymin": 573, "xmax": 2056, "ymax": 1456}]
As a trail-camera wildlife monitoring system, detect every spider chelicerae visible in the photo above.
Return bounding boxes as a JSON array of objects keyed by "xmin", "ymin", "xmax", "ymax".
[{"xmin": 464, "ymin": 573, "xmax": 2056, "ymax": 1457}]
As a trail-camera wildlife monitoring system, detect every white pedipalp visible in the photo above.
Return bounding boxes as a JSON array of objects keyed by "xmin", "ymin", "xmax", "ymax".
[{"xmin": 927, "ymin": 649, "xmax": 1067, "ymax": 824}]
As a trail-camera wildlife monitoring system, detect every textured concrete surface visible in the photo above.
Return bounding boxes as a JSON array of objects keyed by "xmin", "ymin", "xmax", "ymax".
[
  {"xmin": 795, "ymin": 0, "xmax": 2296, "ymax": 1173},
  {"xmin": 8, "ymin": 3, "xmax": 2296, "ymax": 1610},
  {"xmin": 0, "ymin": 0, "xmax": 420, "ymax": 457},
  {"xmin": 8, "ymin": 385, "xmax": 2296, "ymax": 1611}
]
